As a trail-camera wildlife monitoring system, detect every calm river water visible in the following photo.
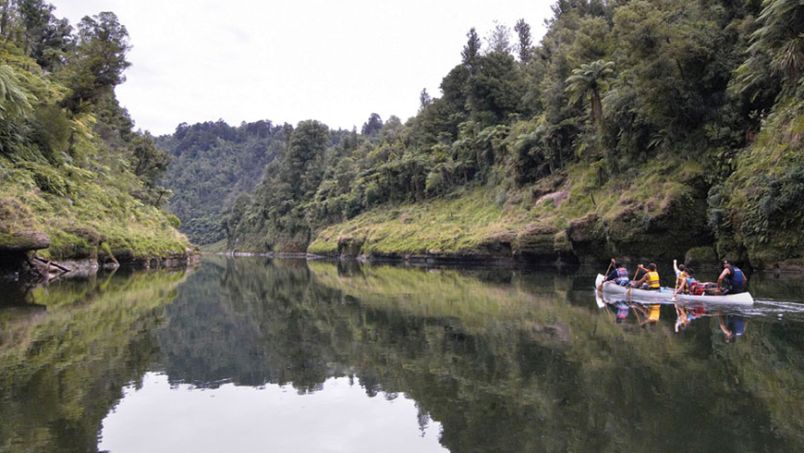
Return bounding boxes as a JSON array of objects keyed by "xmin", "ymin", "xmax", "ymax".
[{"xmin": 1, "ymin": 257, "xmax": 803, "ymax": 452}]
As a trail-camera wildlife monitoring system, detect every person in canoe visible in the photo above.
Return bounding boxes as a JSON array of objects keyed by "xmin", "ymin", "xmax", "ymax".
[
  {"xmin": 673, "ymin": 263, "xmax": 698, "ymax": 296},
  {"xmin": 718, "ymin": 260, "xmax": 747, "ymax": 295},
  {"xmin": 631, "ymin": 263, "xmax": 660, "ymax": 290},
  {"xmin": 604, "ymin": 259, "xmax": 630, "ymax": 286}
]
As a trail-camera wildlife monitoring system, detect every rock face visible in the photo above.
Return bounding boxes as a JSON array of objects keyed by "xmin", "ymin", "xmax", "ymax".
[
  {"xmin": 337, "ymin": 236, "xmax": 364, "ymax": 258},
  {"xmin": 685, "ymin": 246, "xmax": 720, "ymax": 268},
  {"xmin": 0, "ymin": 231, "xmax": 50, "ymax": 252},
  {"xmin": 0, "ymin": 232, "xmax": 51, "ymax": 281}
]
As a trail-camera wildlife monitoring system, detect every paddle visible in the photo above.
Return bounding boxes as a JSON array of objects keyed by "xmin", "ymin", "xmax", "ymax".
[{"xmin": 598, "ymin": 258, "xmax": 615, "ymax": 290}]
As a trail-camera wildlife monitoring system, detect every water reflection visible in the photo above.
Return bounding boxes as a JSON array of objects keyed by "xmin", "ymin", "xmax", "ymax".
[
  {"xmin": 100, "ymin": 373, "xmax": 446, "ymax": 453},
  {"xmin": 0, "ymin": 258, "xmax": 803, "ymax": 452},
  {"xmin": 0, "ymin": 269, "xmax": 188, "ymax": 453}
]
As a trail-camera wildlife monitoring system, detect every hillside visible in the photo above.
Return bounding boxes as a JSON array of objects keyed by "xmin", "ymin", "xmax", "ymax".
[
  {"xmin": 157, "ymin": 120, "xmax": 289, "ymax": 245},
  {"xmin": 0, "ymin": 5, "xmax": 190, "ymax": 277},
  {"xmin": 221, "ymin": 0, "xmax": 803, "ymax": 271}
]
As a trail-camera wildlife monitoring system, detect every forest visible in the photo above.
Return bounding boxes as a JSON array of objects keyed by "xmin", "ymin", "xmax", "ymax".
[
  {"xmin": 0, "ymin": 0, "xmax": 188, "ymax": 269},
  {"xmin": 1, "ymin": 0, "xmax": 802, "ymax": 272},
  {"xmin": 209, "ymin": 0, "xmax": 802, "ymax": 270},
  {"xmin": 157, "ymin": 120, "xmax": 292, "ymax": 245}
]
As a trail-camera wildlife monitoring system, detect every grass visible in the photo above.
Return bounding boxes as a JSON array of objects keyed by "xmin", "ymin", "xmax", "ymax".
[
  {"xmin": 309, "ymin": 187, "xmax": 530, "ymax": 255},
  {"xmin": 0, "ymin": 154, "xmax": 188, "ymax": 262},
  {"xmin": 308, "ymin": 157, "xmax": 704, "ymax": 257},
  {"xmin": 0, "ymin": 44, "xmax": 189, "ymax": 262}
]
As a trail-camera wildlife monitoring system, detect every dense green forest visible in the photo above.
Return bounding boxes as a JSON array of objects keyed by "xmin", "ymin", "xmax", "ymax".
[
  {"xmin": 0, "ymin": 0, "xmax": 189, "ymax": 267},
  {"xmin": 156, "ymin": 120, "xmax": 291, "ymax": 245},
  {"xmin": 209, "ymin": 0, "xmax": 802, "ymax": 270}
]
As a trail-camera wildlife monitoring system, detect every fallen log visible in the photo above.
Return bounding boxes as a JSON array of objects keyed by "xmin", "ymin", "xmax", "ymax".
[{"xmin": 32, "ymin": 255, "xmax": 71, "ymax": 273}]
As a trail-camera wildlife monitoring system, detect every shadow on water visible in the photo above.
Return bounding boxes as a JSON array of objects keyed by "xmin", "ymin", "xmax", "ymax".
[{"xmin": 1, "ymin": 257, "xmax": 803, "ymax": 452}]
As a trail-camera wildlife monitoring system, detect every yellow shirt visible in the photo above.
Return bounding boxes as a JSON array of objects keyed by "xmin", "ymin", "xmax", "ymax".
[
  {"xmin": 648, "ymin": 304, "xmax": 661, "ymax": 321},
  {"xmin": 647, "ymin": 271, "xmax": 660, "ymax": 289}
]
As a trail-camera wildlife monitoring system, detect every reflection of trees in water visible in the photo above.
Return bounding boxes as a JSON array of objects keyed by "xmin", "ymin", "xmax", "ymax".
[
  {"xmin": 0, "ymin": 270, "xmax": 187, "ymax": 453},
  {"xmin": 157, "ymin": 258, "xmax": 804, "ymax": 453},
  {"xmin": 157, "ymin": 257, "xmax": 350, "ymax": 392}
]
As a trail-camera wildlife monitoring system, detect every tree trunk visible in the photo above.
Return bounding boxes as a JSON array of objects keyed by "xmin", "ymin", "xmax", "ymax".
[{"xmin": 591, "ymin": 89, "xmax": 603, "ymax": 127}]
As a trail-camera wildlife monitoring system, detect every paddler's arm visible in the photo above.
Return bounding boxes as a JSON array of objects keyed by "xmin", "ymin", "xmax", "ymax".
[
  {"xmin": 673, "ymin": 275, "xmax": 684, "ymax": 295},
  {"xmin": 673, "ymin": 259, "xmax": 681, "ymax": 277},
  {"xmin": 631, "ymin": 265, "xmax": 647, "ymax": 287},
  {"xmin": 717, "ymin": 268, "xmax": 730, "ymax": 288}
]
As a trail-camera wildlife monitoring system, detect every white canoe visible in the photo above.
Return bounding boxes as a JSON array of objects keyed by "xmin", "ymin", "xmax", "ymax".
[{"xmin": 594, "ymin": 274, "xmax": 754, "ymax": 306}]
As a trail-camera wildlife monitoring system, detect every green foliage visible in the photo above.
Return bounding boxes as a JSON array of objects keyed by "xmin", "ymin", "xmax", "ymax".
[
  {"xmin": 60, "ymin": 11, "xmax": 130, "ymax": 112},
  {"xmin": 565, "ymin": 59, "xmax": 614, "ymax": 125},
  {"xmin": 720, "ymin": 100, "xmax": 804, "ymax": 265},
  {"xmin": 0, "ymin": 4, "xmax": 189, "ymax": 261},
  {"xmin": 735, "ymin": 0, "xmax": 803, "ymax": 99},
  {"xmin": 0, "ymin": 63, "xmax": 34, "ymax": 120},
  {"xmin": 153, "ymin": 1, "xmax": 801, "ymax": 267},
  {"xmin": 158, "ymin": 120, "xmax": 288, "ymax": 244}
]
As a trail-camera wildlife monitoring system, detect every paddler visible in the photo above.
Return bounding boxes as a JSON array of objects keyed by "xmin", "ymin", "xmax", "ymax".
[
  {"xmin": 631, "ymin": 263, "xmax": 660, "ymax": 290},
  {"xmin": 604, "ymin": 259, "xmax": 630, "ymax": 286},
  {"xmin": 718, "ymin": 260, "xmax": 747, "ymax": 295},
  {"xmin": 673, "ymin": 263, "xmax": 697, "ymax": 296}
]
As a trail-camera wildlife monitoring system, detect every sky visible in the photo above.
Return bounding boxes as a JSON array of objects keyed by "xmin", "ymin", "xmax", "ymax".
[{"xmin": 52, "ymin": 0, "xmax": 555, "ymax": 135}]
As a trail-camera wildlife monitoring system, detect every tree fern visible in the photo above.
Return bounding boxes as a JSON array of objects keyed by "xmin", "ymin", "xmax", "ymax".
[{"xmin": 0, "ymin": 64, "xmax": 34, "ymax": 119}]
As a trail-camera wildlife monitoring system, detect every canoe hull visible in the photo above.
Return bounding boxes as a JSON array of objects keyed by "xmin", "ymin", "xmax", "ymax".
[{"xmin": 594, "ymin": 274, "xmax": 754, "ymax": 305}]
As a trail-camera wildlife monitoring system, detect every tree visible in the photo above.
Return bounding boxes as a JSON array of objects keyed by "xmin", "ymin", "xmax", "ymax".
[
  {"xmin": 62, "ymin": 11, "xmax": 130, "ymax": 111},
  {"xmin": 130, "ymin": 133, "xmax": 170, "ymax": 205},
  {"xmin": 736, "ymin": 0, "xmax": 804, "ymax": 98},
  {"xmin": 514, "ymin": 19, "xmax": 532, "ymax": 63},
  {"xmin": 361, "ymin": 113, "xmax": 383, "ymax": 136},
  {"xmin": 486, "ymin": 22, "xmax": 512, "ymax": 55},
  {"xmin": 565, "ymin": 59, "xmax": 615, "ymax": 127},
  {"xmin": 461, "ymin": 27, "xmax": 481, "ymax": 70},
  {"xmin": 418, "ymin": 88, "xmax": 431, "ymax": 110},
  {"xmin": 466, "ymin": 52, "xmax": 527, "ymax": 125},
  {"xmin": 284, "ymin": 120, "xmax": 329, "ymax": 200},
  {"xmin": 18, "ymin": 0, "xmax": 72, "ymax": 70}
]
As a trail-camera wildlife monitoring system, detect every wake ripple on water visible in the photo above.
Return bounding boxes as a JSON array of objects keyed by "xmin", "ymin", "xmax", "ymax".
[{"xmin": 745, "ymin": 299, "xmax": 804, "ymax": 322}]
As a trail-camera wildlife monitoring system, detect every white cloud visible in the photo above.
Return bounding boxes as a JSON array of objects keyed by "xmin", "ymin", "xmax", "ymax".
[{"xmin": 52, "ymin": 0, "xmax": 554, "ymax": 135}]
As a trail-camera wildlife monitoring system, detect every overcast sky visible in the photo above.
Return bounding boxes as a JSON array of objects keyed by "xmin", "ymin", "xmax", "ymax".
[{"xmin": 52, "ymin": 0, "xmax": 554, "ymax": 135}]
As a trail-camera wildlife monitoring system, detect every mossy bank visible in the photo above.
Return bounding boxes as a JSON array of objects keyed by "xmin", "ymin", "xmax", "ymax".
[{"xmin": 0, "ymin": 23, "xmax": 192, "ymax": 280}]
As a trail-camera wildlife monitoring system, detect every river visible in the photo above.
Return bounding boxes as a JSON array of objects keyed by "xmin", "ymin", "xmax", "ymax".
[{"xmin": 1, "ymin": 257, "xmax": 803, "ymax": 452}]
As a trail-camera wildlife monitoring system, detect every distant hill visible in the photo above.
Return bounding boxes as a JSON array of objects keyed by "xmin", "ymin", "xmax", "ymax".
[{"xmin": 157, "ymin": 120, "xmax": 290, "ymax": 245}]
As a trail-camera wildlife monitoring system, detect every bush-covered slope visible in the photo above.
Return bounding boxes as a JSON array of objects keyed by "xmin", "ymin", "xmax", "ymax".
[
  {"xmin": 0, "ymin": 4, "xmax": 189, "ymax": 268},
  {"xmin": 156, "ymin": 120, "xmax": 289, "ymax": 245},
  {"xmin": 223, "ymin": 0, "xmax": 803, "ymax": 270}
]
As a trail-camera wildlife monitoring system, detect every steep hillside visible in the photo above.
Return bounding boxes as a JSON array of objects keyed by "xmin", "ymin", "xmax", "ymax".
[
  {"xmin": 0, "ymin": 6, "xmax": 190, "ymax": 276},
  {"xmin": 157, "ymin": 120, "xmax": 289, "ymax": 245},
  {"xmin": 224, "ymin": 0, "xmax": 803, "ymax": 270}
]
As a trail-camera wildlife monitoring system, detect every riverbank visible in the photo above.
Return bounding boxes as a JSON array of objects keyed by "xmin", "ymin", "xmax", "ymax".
[
  {"xmin": 0, "ymin": 229, "xmax": 197, "ymax": 283},
  {"xmin": 300, "ymin": 163, "xmax": 802, "ymax": 273}
]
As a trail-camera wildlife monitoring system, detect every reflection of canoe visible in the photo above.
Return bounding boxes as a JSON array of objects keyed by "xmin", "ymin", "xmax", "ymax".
[{"xmin": 594, "ymin": 274, "xmax": 754, "ymax": 306}]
